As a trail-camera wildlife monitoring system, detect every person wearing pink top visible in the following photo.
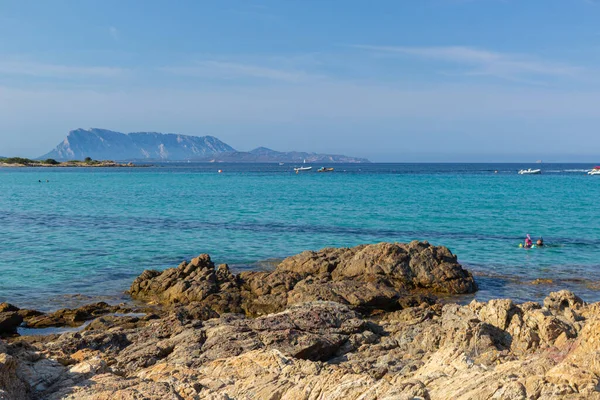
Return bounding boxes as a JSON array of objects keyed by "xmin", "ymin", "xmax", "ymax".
[{"xmin": 524, "ymin": 234, "xmax": 533, "ymax": 249}]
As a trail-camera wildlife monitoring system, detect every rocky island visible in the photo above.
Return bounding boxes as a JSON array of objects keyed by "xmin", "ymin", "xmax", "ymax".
[
  {"xmin": 1, "ymin": 241, "xmax": 599, "ymax": 399},
  {"xmin": 39, "ymin": 128, "xmax": 370, "ymax": 163}
]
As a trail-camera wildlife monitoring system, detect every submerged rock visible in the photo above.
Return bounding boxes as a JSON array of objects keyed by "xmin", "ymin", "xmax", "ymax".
[{"xmin": 130, "ymin": 241, "xmax": 476, "ymax": 318}]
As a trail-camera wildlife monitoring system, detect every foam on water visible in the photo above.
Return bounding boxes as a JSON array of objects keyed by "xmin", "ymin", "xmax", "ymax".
[{"xmin": 1, "ymin": 163, "xmax": 599, "ymax": 310}]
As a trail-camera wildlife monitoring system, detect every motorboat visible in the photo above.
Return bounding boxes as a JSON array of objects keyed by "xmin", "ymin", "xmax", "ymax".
[
  {"xmin": 294, "ymin": 166, "xmax": 312, "ymax": 172},
  {"xmin": 588, "ymin": 166, "xmax": 600, "ymax": 175},
  {"xmin": 317, "ymin": 167, "xmax": 334, "ymax": 173},
  {"xmin": 518, "ymin": 168, "xmax": 541, "ymax": 175}
]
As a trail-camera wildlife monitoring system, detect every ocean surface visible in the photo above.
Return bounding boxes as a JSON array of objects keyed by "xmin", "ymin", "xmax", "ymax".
[{"xmin": 1, "ymin": 163, "xmax": 599, "ymax": 311}]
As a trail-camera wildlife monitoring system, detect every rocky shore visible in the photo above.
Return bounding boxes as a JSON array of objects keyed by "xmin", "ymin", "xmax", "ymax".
[
  {"xmin": 1, "ymin": 241, "xmax": 599, "ymax": 399},
  {"xmin": 0, "ymin": 160, "xmax": 138, "ymax": 168}
]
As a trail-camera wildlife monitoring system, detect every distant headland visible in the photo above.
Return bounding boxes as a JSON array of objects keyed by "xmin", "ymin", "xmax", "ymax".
[
  {"xmin": 0, "ymin": 156, "xmax": 138, "ymax": 168},
  {"xmin": 39, "ymin": 128, "xmax": 370, "ymax": 163}
]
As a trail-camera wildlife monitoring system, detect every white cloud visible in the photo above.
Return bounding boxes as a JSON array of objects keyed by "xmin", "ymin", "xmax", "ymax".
[
  {"xmin": 355, "ymin": 45, "xmax": 583, "ymax": 82},
  {"xmin": 161, "ymin": 60, "xmax": 318, "ymax": 83},
  {"xmin": 109, "ymin": 26, "xmax": 119, "ymax": 41},
  {"xmin": 0, "ymin": 60, "xmax": 125, "ymax": 78}
]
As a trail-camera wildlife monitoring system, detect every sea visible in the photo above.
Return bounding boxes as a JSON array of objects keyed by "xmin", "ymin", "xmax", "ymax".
[{"xmin": 1, "ymin": 163, "xmax": 599, "ymax": 311}]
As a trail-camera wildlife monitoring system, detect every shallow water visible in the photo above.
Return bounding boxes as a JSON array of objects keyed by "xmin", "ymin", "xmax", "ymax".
[{"xmin": 1, "ymin": 163, "xmax": 599, "ymax": 310}]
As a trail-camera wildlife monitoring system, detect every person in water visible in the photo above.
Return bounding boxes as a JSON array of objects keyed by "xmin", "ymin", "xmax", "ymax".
[
  {"xmin": 536, "ymin": 237, "xmax": 544, "ymax": 247},
  {"xmin": 524, "ymin": 234, "xmax": 533, "ymax": 249}
]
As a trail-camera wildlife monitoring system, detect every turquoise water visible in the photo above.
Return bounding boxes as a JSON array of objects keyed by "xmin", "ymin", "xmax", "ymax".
[{"xmin": 1, "ymin": 163, "xmax": 599, "ymax": 311}]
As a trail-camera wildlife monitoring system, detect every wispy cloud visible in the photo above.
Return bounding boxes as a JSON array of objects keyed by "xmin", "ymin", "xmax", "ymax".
[
  {"xmin": 355, "ymin": 45, "xmax": 583, "ymax": 82},
  {"xmin": 108, "ymin": 26, "xmax": 119, "ymax": 41},
  {"xmin": 161, "ymin": 60, "xmax": 318, "ymax": 82},
  {"xmin": 0, "ymin": 60, "xmax": 125, "ymax": 78}
]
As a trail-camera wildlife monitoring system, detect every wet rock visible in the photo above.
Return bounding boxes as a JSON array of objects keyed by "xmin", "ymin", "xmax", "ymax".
[
  {"xmin": 530, "ymin": 278, "xmax": 553, "ymax": 285},
  {"xmin": 0, "ymin": 313, "xmax": 23, "ymax": 335},
  {"xmin": 17, "ymin": 309, "xmax": 44, "ymax": 320},
  {"xmin": 0, "ymin": 304, "xmax": 19, "ymax": 313},
  {"xmin": 24, "ymin": 302, "xmax": 130, "ymax": 328}
]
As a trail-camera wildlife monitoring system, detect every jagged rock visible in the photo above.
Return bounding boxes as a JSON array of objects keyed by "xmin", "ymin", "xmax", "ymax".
[
  {"xmin": 4, "ymin": 290, "xmax": 600, "ymax": 399},
  {"xmin": 0, "ymin": 304, "xmax": 19, "ymax": 313},
  {"xmin": 248, "ymin": 301, "xmax": 370, "ymax": 361},
  {"xmin": 129, "ymin": 256, "xmax": 241, "ymax": 308},
  {"xmin": 6, "ymin": 235, "xmax": 600, "ymax": 400},
  {"xmin": 130, "ymin": 242, "xmax": 476, "ymax": 318}
]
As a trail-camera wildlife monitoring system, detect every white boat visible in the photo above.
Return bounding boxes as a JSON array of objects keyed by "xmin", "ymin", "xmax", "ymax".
[
  {"xmin": 294, "ymin": 166, "xmax": 312, "ymax": 172},
  {"xmin": 518, "ymin": 168, "xmax": 541, "ymax": 175},
  {"xmin": 588, "ymin": 166, "xmax": 600, "ymax": 175}
]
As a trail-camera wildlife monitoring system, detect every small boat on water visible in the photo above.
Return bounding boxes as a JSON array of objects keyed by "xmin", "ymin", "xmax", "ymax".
[
  {"xmin": 317, "ymin": 167, "xmax": 334, "ymax": 173},
  {"xmin": 588, "ymin": 166, "xmax": 600, "ymax": 175},
  {"xmin": 294, "ymin": 166, "xmax": 312, "ymax": 172},
  {"xmin": 518, "ymin": 168, "xmax": 541, "ymax": 175},
  {"xmin": 279, "ymin": 162, "xmax": 284, "ymax": 166}
]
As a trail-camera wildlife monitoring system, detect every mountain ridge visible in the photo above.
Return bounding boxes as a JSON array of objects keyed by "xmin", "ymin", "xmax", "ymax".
[
  {"xmin": 40, "ymin": 128, "xmax": 370, "ymax": 163},
  {"xmin": 208, "ymin": 147, "xmax": 370, "ymax": 163},
  {"xmin": 40, "ymin": 128, "xmax": 235, "ymax": 161}
]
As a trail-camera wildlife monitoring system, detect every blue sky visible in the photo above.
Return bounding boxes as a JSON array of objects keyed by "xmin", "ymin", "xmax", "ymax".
[{"xmin": 1, "ymin": 0, "xmax": 600, "ymax": 161}]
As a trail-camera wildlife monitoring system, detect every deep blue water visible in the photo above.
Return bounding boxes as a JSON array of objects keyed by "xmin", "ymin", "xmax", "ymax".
[{"xmin": 1, "ymin": 163, "xmax": 599, "ymax": 311}]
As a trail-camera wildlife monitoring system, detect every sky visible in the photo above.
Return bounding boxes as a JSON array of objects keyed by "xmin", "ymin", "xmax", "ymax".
[{"xmin": 1, "ymin": 0, "xmax": 600, "ymax": 162}]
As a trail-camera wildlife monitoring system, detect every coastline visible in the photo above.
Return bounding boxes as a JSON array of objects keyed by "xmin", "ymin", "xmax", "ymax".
[
  {"xmin": 0, "ymin": 161, "xmax": 144, "ymax": 168},
  {"xmin": 1, "ymin": 241, "xmax": 599, "ymax": 399}
]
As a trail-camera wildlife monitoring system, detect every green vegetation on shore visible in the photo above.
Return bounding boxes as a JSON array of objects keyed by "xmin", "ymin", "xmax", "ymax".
[
  {"xmin": 0, "ymin": 157, "xmax": 136, "ymax": 167},
  {"xmin": 0, "ymin": 157, "xmax": 59, "ymax": 165}
]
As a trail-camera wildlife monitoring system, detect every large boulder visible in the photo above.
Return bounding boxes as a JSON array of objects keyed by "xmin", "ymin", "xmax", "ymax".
[
  {"xmin": 129, "ymin": 241, "xmax": 476, "ymax": 318},
  {"xmin": 280, "ymin": 241, "xmax": 476, "ymax": 293},
  {"xmin": 129, "ymin": 255, "xmax": 242, "ymax": 308}
]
